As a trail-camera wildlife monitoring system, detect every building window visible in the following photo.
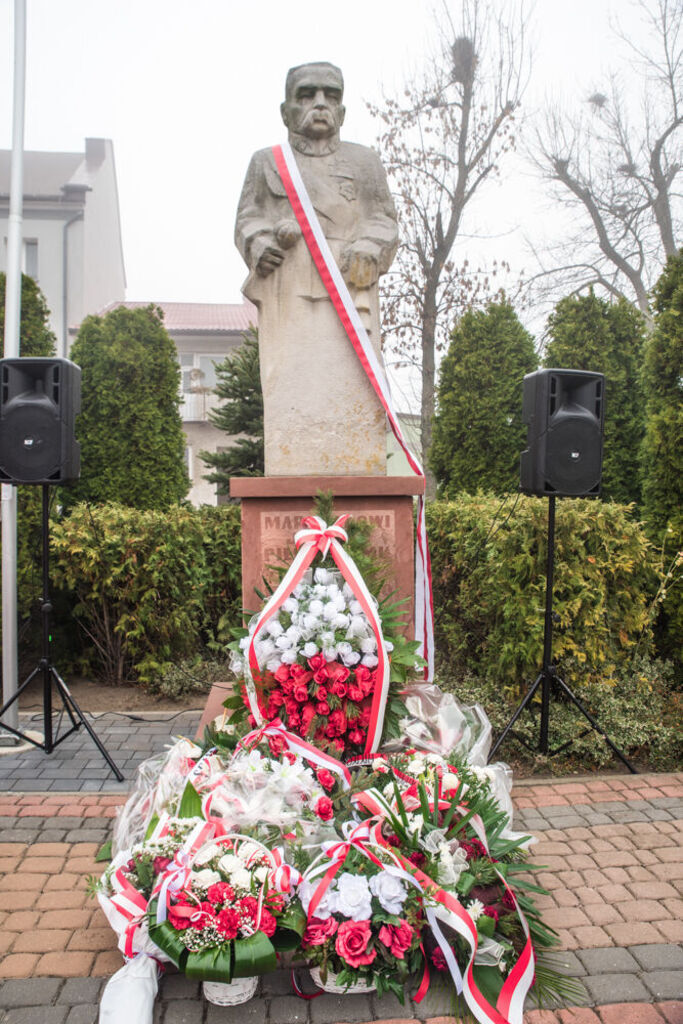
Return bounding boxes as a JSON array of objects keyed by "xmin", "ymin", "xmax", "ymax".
[
  {"xmin": 184, "ymin": 445, "xmax": 193, "ymax": 481},
  {"xmin": 23, "ymin": 239, "xmax": 38, "ymax": 279},
  {"xmin": 178, "ymin": 353, "xmax": 218, "ymax": 393}
]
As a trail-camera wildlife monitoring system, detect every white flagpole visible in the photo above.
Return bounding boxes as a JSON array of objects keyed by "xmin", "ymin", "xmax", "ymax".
[{"xmin": 1, "ymin": 0, "xmax": 27, "ymax": 737}]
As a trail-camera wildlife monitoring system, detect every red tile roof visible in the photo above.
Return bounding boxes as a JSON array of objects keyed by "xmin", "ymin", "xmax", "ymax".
[{"xmin": 97, "ymin": 300, "xmax": 257, "ymax": 333}]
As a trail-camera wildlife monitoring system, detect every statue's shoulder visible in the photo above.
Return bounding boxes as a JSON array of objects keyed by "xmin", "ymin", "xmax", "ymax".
[
  {"xmin": 247, "ymin": 146, "xmax": 278, "ymax": 170},
  {"xmin": 339, "ymin": 141, "xmax": 384, "ymax": 169}
]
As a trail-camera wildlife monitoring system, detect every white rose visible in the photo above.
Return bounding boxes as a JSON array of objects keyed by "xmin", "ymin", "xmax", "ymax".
[
  {"xmin": 303, "ymin": 614, "xmax": 322, "ymax": 631},
  {"xmin": 267, "ymin": 621, "xmax": 284, "ymax": 637},
  {"xmin": 280, "ymin": 649, "xmax": 298, "ymax": 664},
  {"xmin": 369, "ymin": 872, "xmax": 408, "ymax": 915},
  {"xmin": 331, "ymin": 872, "xmax": 373, "ymax": 921},
  {"xmin": 283, "ymin": 597, "xmax": 299, "ymax": 613},
  {"xmin": 255, "ymin": 638, "xmax": 276, "ymax": 659},
  {"xmin": 266, "ymin": 658, "xmax": 282, "ymax": 672},
  {"xmin": 298, "ymin": 878, "xmax": 335, "ymax": 919},
  {"xmin": 191, "ymin": 868, "xmax": 221, "ymax": 888},
  {"xmin": 303, "ymin": 641, "xmax": 319, "ymax": 657},
  {"xmin": 342, "ymin": 651, "xmax": 361, "ymax": 666},
  {"xmin": 275, "ymin": 634, "xmax": 293, "ymax": 649},
  {"xmin": 314, "ymin": 568, "xmax": 333, "ymax": 585},
  {"xmin": 309, "ymin": 599, "xmax": 324, "ymax": 615},
  {"xmin": 361, "ymin": 654, "xmax": 379, "ymax": 668},
  {"xmin": 285, "ymin": 625, "xmax": 301, "ymax": 643},
  {"xmin": 322, "ymin": 602, "xmax": 338, "ymax": 621},
  {"xmin": 336, "ymin": 641, "xmax": 353, "ymax": 658},
  {"xmin": 350, "ymin": 601, "xmax": 363, "ymax": 616},
  {"xmin": 359, "ymin": 637, "xmax": 376, "ymax": 654},
  {"xmin": 333, "ymin": 614, "xmax": 350, "ymax": 629},
  {"xmin": 347, "ymin": 616, "xmax": 368, "ymax": 638},
  {"xmin": 313, "ymin": 584, "xmax": 328, "ymax": 598},
  {"xmin": 322, "ymin": 647, "xmax": 337, "ymax": 662}
]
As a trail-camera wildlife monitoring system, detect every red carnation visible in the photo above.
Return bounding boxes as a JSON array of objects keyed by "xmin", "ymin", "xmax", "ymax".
[
  {"xmin": 407, "ymin": 850, "xmax": 427, "ymax": 868},
  {"xmin": 167, "ymin": 898, "xmax": 195, "ymax": 931},
  {"xmin": 284, "ymin": 751, "xmax": 297, "ymax": 764},
  {"xmin": 239, "ymin": 896, "xmax": 259, "ymax": 923},
  {"xmin": 501, "ymin": 888, "xmax": 517, "ymax": 910},
  {"xmin": 207, "ymin": 882, "xmax": 235, "ymax": 906},
  {"xmin": 483, "ymin": 906, "xmax": 499, "ymax": 924},
  {"xmin": 259, "ymin": 908, "xmax": 277, "ymax": 937},
  {"xmin": 315, "ymin": 795, "xmax": 334, "ymax": 821},
  {"xmin": 348, "ymin": 728, "xmax": 364, "ymax": 745},
  {"xmin": 332, "ymin": 738, "xmax": 345, "ymax": 753},
  {"xmin": 152, "ymin": 856, "xmax": 171, "ymax": 875},
  {"xmin": 288, "ymin": 711, "xmax": 301, "ymax": 729},
  {"xmin": 216, "ymin": 907, "xmax": 240, "ymax": 939},
  {"xmin": 359, "ymin": 705, "xmax": 372, "ymax": 727},
  {"xmin": 335, "ymin": 920, "xmax": 376, "ymax": 968},
  {"xmin": 431, "ymin": 947, "xmax": 448, "ymax": 971},
  {"xmin": 316, "ymin": 768, "xmax": 336, "ymax": 791}
]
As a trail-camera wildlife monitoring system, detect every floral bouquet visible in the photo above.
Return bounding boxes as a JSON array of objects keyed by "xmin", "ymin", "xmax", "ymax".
[
  {"xmin": 147, "ymin": 834, "xmax": 305, "ymax": 989},
  {"xmin": 294, "ymin": 824, "xmax": 424, "ymax": 1000},
  {"xmin": 228, "ymin": 564, "xmax": 416, "ymax": 759},
  {"xmin": 354, "ymin": 752, "xmax": 585, "ymax": 1012}
]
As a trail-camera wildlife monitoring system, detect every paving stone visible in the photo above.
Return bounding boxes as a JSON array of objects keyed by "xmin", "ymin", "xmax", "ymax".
[
  {"xmin": 630, "ymin": 945, "xmax": 683, "ymax": 972},
  {"xmin": 268, "ymin": 994, "xmax": 312, "ymax": 1023},
  {"xmin": 371, "ymin": 990, "xmax": 415, "ymax": 1018},
  {"xmin": 261, "ymin": 970, "xmax": 296, "ymax": 996},
  {"xmin": 0, "ymin": 978, "xmax": 63, "ymax": 1007},
  {"xmin": 576, "ymin": 948, "xmax": 640, "ymax": 974},
  {"xmin": 643, "ymin": 971, "xmax": 683, "ymax": 1000},
  {"xmin": 205, "ymin": 996, "xmax": 276, "ymax": 1023},
  {"xmin": 159, "ymin": 975, "xmax": 201, "ymax": 1000},
  {"xmin": 583, "ymin": 973, "xmax": 650, "ymax": 1004},
  {"xmin": 310, "ymin": 992, "xmax": 373, "ymax": 1023},
  {"xmin": 409, "ymin": 982, "xmax": 455, "ymax": 1017},
  {"xmin": 162, "ymin": 1001, "xmax": 204, "ymax": 1024},
  {"xmin": 5, "ymin": 1009, "xmax": 68, "ymax": 1024},
  {"xmin": 57, "ymin": 979, "xmax": 104, "ymax": 1005},
  {"xmin": 65, "ymin": 1006, "xmax": 98, "ymax": 1024}
]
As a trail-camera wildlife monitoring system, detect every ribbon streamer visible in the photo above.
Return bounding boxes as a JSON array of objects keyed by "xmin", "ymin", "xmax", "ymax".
[
  {"xmin": 245, "ymin": 515, "xmax": 391, "ymax": 756},
  {"xmin": 271, "ymin": 141, "xmax": 435, "ymax": 681},
  {"xmin": 238, "ymin": 717, "xmax": 353, "ymax": 790}
]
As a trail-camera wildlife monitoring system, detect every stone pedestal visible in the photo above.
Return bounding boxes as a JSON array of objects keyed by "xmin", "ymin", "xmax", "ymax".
[{"xmin": 230, "ymin": 475, "xmax": 424, "ymax": 630}]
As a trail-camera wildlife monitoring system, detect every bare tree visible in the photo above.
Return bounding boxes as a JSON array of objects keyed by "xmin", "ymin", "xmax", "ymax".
[
  {"xmin": 369, "ymin": 0, "xmax": 527, "ymax": 497},
  {"xmin": 530, "ymin": 0, "xmax": 682, "ymax": 319}
]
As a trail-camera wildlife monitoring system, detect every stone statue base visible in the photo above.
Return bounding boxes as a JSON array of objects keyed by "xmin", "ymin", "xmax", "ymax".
[{"xmin": 196, "ymin": 474, "xmax": 424, "ymax": 738}]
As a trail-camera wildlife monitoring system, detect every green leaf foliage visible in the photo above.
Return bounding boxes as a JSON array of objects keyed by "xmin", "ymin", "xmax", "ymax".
[
  {"xmin": 49, "ymin": 502, "xmax": 241, "ymax": 686},
  {"xmin": 200, "ymin": 327, "xmax": 264, "ymax": 488},
  {"xmin": 0, "ymin": 272, "xmax": 57, "ymax": 358},
  {"xmin": 426, "ymin": 493, "xmax": 657, "ymax": 693},
  {"xmin": 640, "ymin": 252, "xmax": 683, "ymax": 669},
  {"xmin": 430, "ymin": 301, "xmax": 538, "ymax": 496},
  {"xmin": 544, "ymin": 291, "xmax": 646, "ymax": 505},
  {"xmin": 66, "ymin": 305, "xmax": 189, "ymax": 510}
]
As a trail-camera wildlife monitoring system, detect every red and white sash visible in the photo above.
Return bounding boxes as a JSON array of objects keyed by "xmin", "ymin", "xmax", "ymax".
[{"xmin": 271, "ymin": 141, "xmax": 435, "ymax": 680}]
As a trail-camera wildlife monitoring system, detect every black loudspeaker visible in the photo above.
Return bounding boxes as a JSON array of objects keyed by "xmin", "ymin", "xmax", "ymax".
[
  {"xmin": 0, "ymin": 357, "xmax": 81, "ymax": 484},
  {"xmin": 520, "ymin": 368, "xmax": 604, "ymax": 497}
]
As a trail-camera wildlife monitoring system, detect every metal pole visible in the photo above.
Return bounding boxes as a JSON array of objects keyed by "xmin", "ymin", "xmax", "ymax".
[
  {"xmin": 1, "ymin": 0, "xmax": 27, "ymax": 738},
  {"xmin": 539, "ymin": 496, "xmax": 556, "ymax": 754}
]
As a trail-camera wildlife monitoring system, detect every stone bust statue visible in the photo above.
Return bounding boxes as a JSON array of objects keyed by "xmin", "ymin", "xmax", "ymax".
[{"xmin": 235, "ymin": 62, "xmax": 398, "ymax": 477}]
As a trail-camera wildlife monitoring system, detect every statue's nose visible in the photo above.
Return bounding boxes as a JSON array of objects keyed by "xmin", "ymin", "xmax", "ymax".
[{"xmin": 314, "ymin": 90, "xmax": 329, "ymax": 107}]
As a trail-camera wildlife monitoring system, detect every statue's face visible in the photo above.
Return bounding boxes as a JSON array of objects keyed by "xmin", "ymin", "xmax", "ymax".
[{"xmin": 281, "ymin": 66, "xmax": 345, "ymax": 140}]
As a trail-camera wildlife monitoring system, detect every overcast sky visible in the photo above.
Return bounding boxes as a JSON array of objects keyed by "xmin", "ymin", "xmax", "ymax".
[{"xmin": 1, "ymin": 0, "xmax": 648, "ymax": 318}]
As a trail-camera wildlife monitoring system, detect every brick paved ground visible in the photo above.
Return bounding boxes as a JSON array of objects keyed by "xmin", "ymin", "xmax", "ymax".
[{"xmin": 0, "ymin": 719, "xmax": 681, "ymax": 1023}]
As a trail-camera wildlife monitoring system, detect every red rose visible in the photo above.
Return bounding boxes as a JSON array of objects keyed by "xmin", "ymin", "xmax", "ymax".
[
  {"xmin": 316, "ymin": 769, "xmax": 336, "ymax": 791},
  {"xmin": 280, "ymin": 678, "xmax": 295, "ymax": 695},
  {"xmin": 302, "ymin": 915, "xmax": 338, "ymax": 948},
  {"xmin": 300, "ymin": 703, "xmax": 316, "ymax": 734},
  {"xmin": 293, "ymin": 683, "xmax": 309, "ymax": 703},
  {"xmin": 316, "ymin": 700, "xmax": 331, "ymax": 715},
  {"xmin": 284, "ymin": 751, "xmax": 297, "ymax": 765},
  {"xmin": 347, "ymin": 728, "xmax": 364, "ymax": 745},
  {"xmin": 335, "ymin": 919, "xmax": 376, "ymax": 968},
  {"xmin": 266, "ymin": 700, "xmax": 280, "ymax": 719},
  {"xmin": 247, "ymin": 714, "xmax": 256, "ymax": 728},
  {"xmin": 328, "ymin": 709, "xmax": 347, "ymax": 735},
  {"xmin": 207, "ymin": 881, "xmax": 235, "ymax": 906},
  {"xmin": 332, "ymin": 738, "xmax": 345, "ymax": 753},
  {"xmin": 259, "ymin": 908, "xmax": 277, "ymax": 937},
  {"xmin": 331, "ymin": 679, "xmax": 348, "ymax": 699},
  {"xmin": 431, "ymin": 947, "xmax": 448, "ymax": 971},
  {"xmin": 378, "ymin": 921, "xmax": 414, "ymax": 959},
  {"xmin": 291, "ymin": 665, "xmax": 313, "ymax": 684},
  {"xmin": 315, "ymin": 795, "xmax": 334, "ymax": 821},
  {"xmin": 288, "ymin": 711, "xmax": 301, "ymax": 729},
  {"xmin": 284, "ymin": 696, "xmax": 299, "ymax": 716},
  {"xmin": 325, "ymin": 663, "xmax": 350, "ymax": 684},
  {"xmin": 152, "ymin": 855, "xmax": 171, "ymax": 875},
  {"xmin": 408, "ymin": 851, "xmax": 427, "ymax": 867},
  {"xmin": 274, "ymin": 664, "xmax": 291, "ymax": 683},
  {"xmin": 359, "ymin": 704, "xmax": 372, "ymax": 727},
  {"xmin": 216, "ymin": 907, "xmax": 240, "ymax": 939},
  {"xmin": 359, "ymin": 673, "xmax": 375, "ymax": 697},
  {"xmin": 325, "ymin": 723, "xmax": 337, "ymax": 739},
  {"xmin": 313, "ymin": 668, "xmax": 328, "ymax": 687},
  {"xmin": 315, "ymin": 684, "xmax": 328, "ymax": 700},
  {"xmin": 269, "ymin": 735, "xmax": 285, "ymax": 757},
  {"xmin": 269, "ymin": 690, "xmax": 285, "ymax": 707},
  {"xmin": 354, "ymin": 666, "xmax": 372, "ymax": 684},
  {"xmin": 348, "ymin": 684, "xmax": 364, "ymax": 702},
  {"xmin": 308, "ymin": 654, "xmax": 326, "ymax": 672}
]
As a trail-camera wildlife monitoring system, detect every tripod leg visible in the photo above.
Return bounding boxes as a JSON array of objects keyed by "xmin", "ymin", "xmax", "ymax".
[
  {"xmin": 488, "ymin": 673, "xmax": 543, "ymax": 761},
  {"xmin": 553, "ymin": 675, "xmax": 638, "ymax": 774},
  {"xmin": 51, "ymin": 671, "xmax": 124, "ymax": 782}
]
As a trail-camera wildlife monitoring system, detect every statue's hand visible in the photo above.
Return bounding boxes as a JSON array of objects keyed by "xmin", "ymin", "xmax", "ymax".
[
  {"xmin": 341, "ymin": 241, "xmax": 380, "ymax": 289},
  {"xmin": 251, "ymin": 235, "xmax": 286, "ymax": 277},
  {"xmin": 274, "ymin": 219, "xmax": 301, "ymax": 250}
]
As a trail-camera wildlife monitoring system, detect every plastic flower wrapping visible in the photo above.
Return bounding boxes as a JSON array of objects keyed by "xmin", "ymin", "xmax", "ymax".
[{"xmin": 93, "ymin": 516, "xmax": 584, "ymax": 1021}]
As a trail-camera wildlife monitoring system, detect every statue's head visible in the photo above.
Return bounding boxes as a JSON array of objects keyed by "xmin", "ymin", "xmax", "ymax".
[{"xmin": 281, "ymin": 62, "xmax": 345, "ymax": 142}]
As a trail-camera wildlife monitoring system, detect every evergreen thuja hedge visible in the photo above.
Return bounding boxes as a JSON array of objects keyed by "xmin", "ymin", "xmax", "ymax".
[
  {"xmin": 426, "ymin": 494, "xmax": 658, "ymax": 692},
  {"xmin": 50, "ymin": 503, "xmax": 241, "ymax": 686}
]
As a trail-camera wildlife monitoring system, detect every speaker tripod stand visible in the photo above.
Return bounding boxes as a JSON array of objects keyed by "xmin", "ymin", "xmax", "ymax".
[
  {"xmin": 0, "ymin": 486, "xmax": 123, "ymax": 781},
  {"xmin": 488, "ymin": 496, "xmax": 637, "ymax": 772}
]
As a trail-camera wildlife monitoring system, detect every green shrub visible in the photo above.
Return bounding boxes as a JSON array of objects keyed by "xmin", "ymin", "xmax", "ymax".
[
  {"xmin": 438, "ymin": 656, "xmax": 681, "ymax": 771},
  {"xmin": 427, "ymin": 494, "xmax": 658, "ymax": 692},
  {"xmin": 147, "ymin": 657, "xmax": 230, "ymax": 701},
  {"xmin": 50, "ymin": 502, "xmax": 241, "ymax": 686}
]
